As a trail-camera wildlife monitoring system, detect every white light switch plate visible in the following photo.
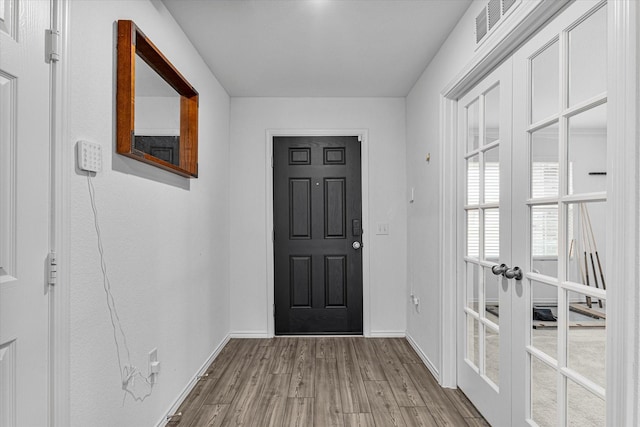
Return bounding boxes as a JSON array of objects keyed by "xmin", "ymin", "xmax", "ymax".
[{"xmin": 77, "ymin": 140, "xmax": 102, "ymax": 172}]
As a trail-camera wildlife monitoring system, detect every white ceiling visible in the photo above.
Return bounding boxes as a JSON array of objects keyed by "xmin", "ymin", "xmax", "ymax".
[{"xmin": 162, "ymin": 0, "xmax": 471, "ymax": 97}]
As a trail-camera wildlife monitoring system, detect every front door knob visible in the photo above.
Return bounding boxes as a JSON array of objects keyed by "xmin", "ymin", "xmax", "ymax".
[{"xmin": 352, "ymin": 241, "xmax": 361, "ymax": 250}]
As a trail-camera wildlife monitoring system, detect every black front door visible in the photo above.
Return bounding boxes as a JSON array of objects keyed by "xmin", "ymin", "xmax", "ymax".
[{"xmin": 273, "ymin": 136, "xmax": 363, "ymax": 334}]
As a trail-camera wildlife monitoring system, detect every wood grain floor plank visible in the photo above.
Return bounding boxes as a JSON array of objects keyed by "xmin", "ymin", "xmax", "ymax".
[
  {"xmin": 249, "ymin": 374, "xmax": 290, "ymax": 427},
  {"xmin": 204, "ymin": 339, "xmax": 261, "ymax": 405},
  {"xmin": 402, "ymin": 363, "xmax": 468, "ymax": 426},
  {"xmin": 288, "ymin": 338, "xmax": 316, "ymax": 398},
  {"xmin": 174, "ymin": 338, "xmax": 487, "ymax": 427},
  {"xmin": 352, "ymin": 338, "xmax": 386, "ymax": 381},
  {"xmin": 363, "ymin": 380, "xmax": 407, "ymax": 427},
  {"xmin": 316, "ymin": 337, "xmax": 336, "ymax": 359},
  {"xmin": 206, "ymin": 339, "xmax": 240, "ymax": 378},
  {"xmin": 271, "ymin": 337, "xmax": 297, "ymax": 374},
  {"xmin": 335, "ymin": 339, "xmax": 371, "ymax": 413},
  {"xmin": 220, "ymin": 345, "xmax": 274, "ymax": 426},
  {"xmin": 444, "ymin": 388, "xmax": 483, "ymax": 419},
  {"xmin": 171, "ymin": 377, "xmax": 220, "ymax": 427},
  {"xmin": 284, "ymin": 397, "xmax": 314, "ymax": 427},
  {"xmin": 372, "ymin": 339, "xmax": 425, "ymax": 407},
  {"xmin": 464, "ymin": 417, "xmax": 491, "ymax": 427},
  {"xmin": 314, "ymin": 358, "xmax": 345, "ymax": 427},
  {"xmin": 343, "ymin": 413, "xmax": 376, "ymax": 427},
  {"xmin": 187, "ymin": 404, "xmax": 229, "ymax": 427},
  {"xmin": 400, "ymin": 406, "xmax": 439, "ymax": 427},
  {"xmin": 391, "ymin": 338, "xmax": 423, "ymax": 364}
]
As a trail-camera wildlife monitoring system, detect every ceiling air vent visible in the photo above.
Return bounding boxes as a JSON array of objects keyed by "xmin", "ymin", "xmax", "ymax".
[{"xmin": 476, "ymin": 0, "xmax": 521, "ymax": 45}]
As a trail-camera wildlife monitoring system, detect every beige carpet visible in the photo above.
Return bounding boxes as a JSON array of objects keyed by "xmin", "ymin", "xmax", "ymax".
[{"xmin": 480, "ymin": 311, "xmax": 606, "ymax": 426}]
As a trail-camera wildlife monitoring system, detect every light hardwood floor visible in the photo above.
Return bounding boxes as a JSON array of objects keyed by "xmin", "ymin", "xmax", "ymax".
[{"xmin": 167, "ymin": 337, "xmax": 488, "ymax": 427}]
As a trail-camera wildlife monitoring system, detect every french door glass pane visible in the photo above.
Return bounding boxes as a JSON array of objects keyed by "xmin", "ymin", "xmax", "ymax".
[
  {"xmin": 484, "ymin": 209, "xmax": 499, "ymax": 260},
  {"xmin": 467, "ymin": 99, "xmax": 480, "ymax": 151},
  {"xmin": 531, "ymin": 122, "xmax": 559, "ymax": 198},
  {"xmin": 467, "ymin": 262, "xmax": 480, "ymax": 312},
  {"xmin": 467, "ymin": 210, "xmax": 480, "ymax": 258},
  {"xmin": 531, "ymin": 280, "xmax": 558, "ymax": 360},
  {"xmin": 484, "ymin": 267, "xmax": 499, "ymax": 325},
  {"xmin": 567, "ymin": 104, "xmax": 607, "ymax": 195},
  {"xmin": 568, "ymin": 5, "xmax": 607, "ymax": 107},
  {"xmin": 484, "ymin": 147, "xmax": 500, "ymax": 204},
  {"xmin": 567, "ymin": 290, "xmax": 606, "ymax": 389},
  {"xmin": 531, "ymin": 40, "xmax": 559, "ymax": 124},
  {"xmin": 485, "ymin": 85, "xmax": 500, "ymax": 144},
  {"xmin": 467, "ymin": 314, "xmax": 480, "ymax": 368},
  {"xmin": 567, "ymin": 380, "xmax": 605, "ymax": 427},
  {"xmin": 531, "ymin": 205, "xmax": 558, "ymax": 278},
  {"xmin": 485, "ymin": 325, "xmax": 500, "ymax": 387},
  {"xmin": 467, "ymin": 155, "xmax": 480, "ymax": 205},
  {"xmin": 566, "ymin": 201, "xmax": 606, "ymax": 290},
  {"xmin": 531, "ymin": 356, "xmax": 557, "ymax": 427}
]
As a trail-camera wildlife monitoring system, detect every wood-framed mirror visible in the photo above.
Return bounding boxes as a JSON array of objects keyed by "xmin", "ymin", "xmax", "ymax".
[{"xmin": 116, "ymin": 20, "xmax": 199, "ymax": 178}]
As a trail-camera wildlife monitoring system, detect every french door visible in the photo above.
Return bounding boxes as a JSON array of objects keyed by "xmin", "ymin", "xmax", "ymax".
[
  {"xmin": 458, "ymin": 1, "xmax": 608, "ymax": 425},
  {"xmin": 458, "ymin": 58, "xmax": 513, "ymax": 427}
]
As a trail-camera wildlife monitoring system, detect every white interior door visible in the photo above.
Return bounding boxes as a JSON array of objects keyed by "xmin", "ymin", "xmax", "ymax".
[
  {"xmin": 457, "ymin": 59, "xmax": 513, "ymax": 427},
  {"xmin": 0, "ymin": 1, "xmax": 52, "ymax": 426},
  {"xmin": 512, "ymin": 1, "xmax": 608, "ymax": 426}
]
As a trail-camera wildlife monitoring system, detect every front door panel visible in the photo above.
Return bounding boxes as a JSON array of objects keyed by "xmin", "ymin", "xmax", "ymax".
[{"xmin": 273, "ymin": 136, "xmax": 363, "ymax": 334}]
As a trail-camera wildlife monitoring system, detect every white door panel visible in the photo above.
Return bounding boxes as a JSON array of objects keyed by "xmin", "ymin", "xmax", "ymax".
[
  {"xmin": 457, "ymin": 59, "xmax": 513, "ymax": 427},
  {"xmin": 0, "ymin": 0, "xmax": 52, "ymax": 426}
]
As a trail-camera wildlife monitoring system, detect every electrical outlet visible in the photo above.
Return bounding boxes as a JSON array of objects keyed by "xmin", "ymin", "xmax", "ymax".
[
  {"xmin": 77, "ymin": 140, "xmax": 102, "ymax": 172},
  {"xmin": 149, "ymin": 348, "xmax": 159, "ymax": 384}
]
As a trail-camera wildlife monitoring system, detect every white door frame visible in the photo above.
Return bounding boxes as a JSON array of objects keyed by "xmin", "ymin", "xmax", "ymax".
[
  {"xmin": 51, "ymin": 0, "xmax": 70, "ymax": 425},
  {"xmin": 439, "ymin": 0, "xmax": 639, "ymax": 425},
  {"xmin": 265, "ymin": 129, "xmax": 371, "ymax": 337}
]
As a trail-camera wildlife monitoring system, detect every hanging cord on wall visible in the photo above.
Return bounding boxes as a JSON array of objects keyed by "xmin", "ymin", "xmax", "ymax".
[{"xmin": 87, "ymin": 172, "xmax": 153, "ymax": 403}]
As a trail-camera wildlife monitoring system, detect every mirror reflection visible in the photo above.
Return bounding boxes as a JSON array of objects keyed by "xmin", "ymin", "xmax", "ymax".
[{"xmin": 134, "ymin": 55, "xmax": 181, "ymax": 166}]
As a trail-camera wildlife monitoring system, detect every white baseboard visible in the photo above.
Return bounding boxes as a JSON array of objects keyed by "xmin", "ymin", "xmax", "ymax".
[
  {"xmin": 155, "ymin": 334, "xmax": 231, "ymax": 427},
  {"xmin": 368, "ymin": 331, "xmax": 406, "ymax": 338},
  {"xmin": 229, "ymin": 331, "xmax": 271, "ymax": 339},
  {"xmin": 405, "ymin": 333, "xmax": 442, "ymax": 385}
]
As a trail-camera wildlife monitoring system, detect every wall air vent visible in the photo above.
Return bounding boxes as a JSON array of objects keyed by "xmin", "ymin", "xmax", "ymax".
[
  {"xmin": 488, "ymin": 0, "xmax": 501, "ymax": 30},
  {"xmin": 476, "ymin": 7, "xmax": 488, "ymax": 43},
  {"xmin": 476, "ymin": 0, "xmax": 521, "ymax": 45}
]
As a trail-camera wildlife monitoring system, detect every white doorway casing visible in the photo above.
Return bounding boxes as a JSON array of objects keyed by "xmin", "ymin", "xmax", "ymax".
[
  {"xmin": 439, "ymin": 0, "xmax": 640, "ymax": 425},
  {"xmin": 265, "ymin": 129, "xmax": 371, "ymax": 337}
]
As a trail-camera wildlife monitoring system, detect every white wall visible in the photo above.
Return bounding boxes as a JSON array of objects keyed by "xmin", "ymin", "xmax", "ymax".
[
  {"xmin": 67, "ymin": 1, "xmax": 230, "ymax": 426},
  {"xmin": 229, "ymin": 98, "xmax": 407, "ymax": 336},
  {"xmin": 405, "ymin": 1, "xmax": 484, "ymax": 374}
]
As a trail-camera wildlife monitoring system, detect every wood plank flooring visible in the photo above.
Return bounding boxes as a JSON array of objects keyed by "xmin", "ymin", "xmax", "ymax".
[{"xmin": 167, "ymin": 338, "xmax": 488, "ymax": 427}]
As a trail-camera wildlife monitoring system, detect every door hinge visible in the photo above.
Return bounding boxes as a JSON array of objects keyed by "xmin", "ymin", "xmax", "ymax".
[
  {"xmin": 272, "ymin": 229, "xmax": 275, "ymax": 242},
  {"xmin": 273, "ymin": 304, "xmax": 275, "ymax": 316},
  {"xmin": 271, "ymin": 156, "xmax": 274, "ymax": 168},
  {"xmin": 45, "ymin": 29, "xmax": 61, "ymax": 63},
  {"xmin": 47, "ymin": 252, "xmax": 58, "ymax": 286}
]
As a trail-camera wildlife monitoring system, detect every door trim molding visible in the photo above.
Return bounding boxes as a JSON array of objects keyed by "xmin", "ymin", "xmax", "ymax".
[
  {"xmin": 51, "ymin": 0, "xmax": 70, "ymax": 425},
  {"xmin": 439, "ymin": 0, "xmax": 572, "ymax": 390},
  {"xmin": 607, "ymin": 1, "xmax": 639, "ymax": 425},
  {"xmin": 265, "ymin": 129, "xmax": 370, "ymax": 337}
]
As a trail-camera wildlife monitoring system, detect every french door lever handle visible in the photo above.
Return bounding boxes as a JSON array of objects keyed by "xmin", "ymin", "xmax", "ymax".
[
  {"xmin": 504, "ymin": 266, "xmax": 523, "ymax": 280},
  {"xmin": 491, "ymin": 264, "xmax": 508, "ymax": 276}
]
